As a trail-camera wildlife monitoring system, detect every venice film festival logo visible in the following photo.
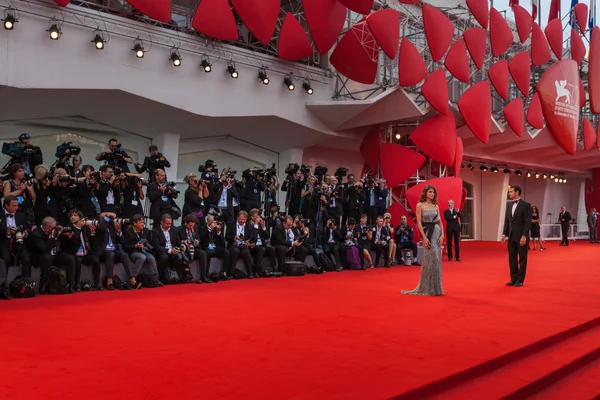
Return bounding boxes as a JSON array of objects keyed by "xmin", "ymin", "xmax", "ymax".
[{"xmin": 554, "ymin": 79, "xmax": 578, "ymax": 121}]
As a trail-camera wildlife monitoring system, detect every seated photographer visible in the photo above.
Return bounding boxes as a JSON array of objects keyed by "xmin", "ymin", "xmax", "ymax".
[
  {"xmin": 96, "ymin": 138, "xmax": 133, "ymax": 173},
  {"xmin": 3, "ymin": 163, "xmax": 36, "ymax": 225},
  {"xmin": 29, "ymin": 217, "xmax": 77, "ymax": 293},
  {"xmin": 271, "ymin": 215, "xmax": 308, "ymax": 272},
  {"xmin": 394, "ymin": 216, "xmax": 420, "ymax": 266},
  {"xmin": 372, "ymin": 216, "xmax": 391, "ymax": 268},
  {"xmin": 92, "ymin": 212, "xmax": 134, "ymax": 290},
  {"xmin": 210, "ymin": 169, "xmax": 240, "ymax": 224},
  {"xmin": 74, "ymin": 165, "xmax": 100, "ymax": 219},
  {"xmin": 97, "ymin": 165, "xmax": 122, "ymax": 215},
  {"xmin": 241, "ymin": 168, "xmax": 265, "ymax": 212},
  {"xmin": 61, "ymin": 209, "xmax": 102, "ymax": 291},
  {"xmin": 293, "ymin": 215, "xmax": 322, "ymax": 270},
  {"xmin": 3, "ymin": 133, "xmax": 43, "ymax": 175},
  {"xmin": 123, "ymin": 214, "xmax": 162, "ymax": 288},
  {"xmin": 134, "ymin": 145, "xmax": 170, "ymax": 182},
  {"xmin": 384, "ymin": 213, "xmax": 397, "ymax": 266},
  {"xmin": 341, "ymin": 218, "xmax": 364, "ymax": 269},
  {"xmin": 323, "ymin": 218, "xmax": 343, "ymax": 272},
  {"xmin": 0, "ymin": 195, "xmax": 32, "ymax": 279},
  {"xmin": 249, "ymin": 209, "xmax": 278, "ymax": 273},
  {"xmin": 177, "ymin": 214, "xmax": 210, "ymax": 283},
  {"xmin": 183, "ymin": 173, "xmax": 209, "ymax": 221},
  {"xmin": 199, "ymin": 214, "xmax": 232, "ymax": 280},
  {"xmin": 354, "ymin": 214, "xmax": 375, "ymax": 268},
  {"xmin": 147, "ymin": 169, "xmax": 179, "ymax": 227},
  {"xmin": 119, "ymin": 174, "xmax": 145, "ymax": 218},
  {"xmin": 226, "ymin": 210, "xmax": 258, "ymax": 279},
  {"xmin": 152, "ymin": 214, "xmax": 187, "ymax": 282}
]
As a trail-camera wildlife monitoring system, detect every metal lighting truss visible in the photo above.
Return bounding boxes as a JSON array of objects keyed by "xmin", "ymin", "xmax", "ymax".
[{"xmin": 1, "ymin": 0, "xmax": 332, "ymax": 85}]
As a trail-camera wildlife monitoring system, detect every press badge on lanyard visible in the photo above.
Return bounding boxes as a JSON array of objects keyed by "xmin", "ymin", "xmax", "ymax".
[
  {"xmin": 17, "ymin": 195, "xmax": 24, "ymax": 205},
  {"xmin": 162, "ymin": 196, "xmax": 168, "ymax": 202}
]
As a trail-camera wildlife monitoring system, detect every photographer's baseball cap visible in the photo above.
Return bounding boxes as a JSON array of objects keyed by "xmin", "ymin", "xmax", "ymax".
[{"xmin": 19, "ymin": 133, "xmax": 31, "ymax": 141}]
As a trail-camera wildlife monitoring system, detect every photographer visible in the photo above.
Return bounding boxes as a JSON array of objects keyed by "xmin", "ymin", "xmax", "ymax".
[
  {"xmin": 2, "ymin": 133, "xmax": 43, "ymax": 175},
  {"xmin": 49, "ymin": 168, "xmax": 77, "ymax": 226},
  {"xmin": 3, "ymin": 163, "xmax": 36, "ymax": 224},
  {"xmin": 226, "ymin": 210, "xmax": 258, "ymax": 279},
  {"xmin": 152, "ymin": 214, "xmax": 187, "ymax": 283},
  {"xmin": 362, "ymin": 175, "xmax": 378, "ymax": 225},
  {"xmin": 293, "ymin": 215, "xmax": 322, "ymax": 271},
  {"xmin": 323, "ymin": 218, "xmax": 343, "ymax": 272},
  {"xmin": 375, "ymin": 179, "xmax": 389, "ymax": 219},
  {"xmin": 354, "ymin": 214, "xmax": 375, "ymax": 268},
  {"xmin": 32, "ymin": 165, "xmax": 54, "ymax": 226},
  {"xmin": 341, "ymin": 218, "xmax": 364, "ymax": 269},
  {"xmin": 343, "ymin": 179, "xmax": 365, "ymax": 226},
  {"xmin": 61, "ymin": 209, "xmax": 103, "ymax": 291},
  {"xmin": 119, "ymin": 174, "xmax": 145, "ymax": 218},
  {"xmin": 249, "ymin": 209, "xmax": 278, "ymax": 274},
  {"xmin": 123, "ymin": 214, "xmax": 161, "ymax": 288},
  {"xmin": 147, "ymin": 169, "xmax": 180, "ymax": 227},
  {"xmin": 97, "ymin": 165, "xmax": 121, "ymax": 215},
  {"xmin": 177, "ymin": 214, "xmax": 210, "ymax": 283},
  {"xmin": 95, "ymin": 138, "xmax": 133, "ymax": 173},
  {"xmin": 55, "ymin": 142, "xmax": 82, "ymax": 176},
  {"xmin": 394, "ymin": 215, "xmax": 420, "ymax": 266},
  {"xmin": 29, "ymin": 217, "xmax": 76, "ymax": 293},
  {"xmin": 281, "ymin": 165, "xmax": 304, "ymax": 217},
  {"xmin": 135, "ymin": 145, "xmax": 171, "ymax": 182},
  {"xmin": 271, "ymin": 215, "xmax": 308, "ymax": 272},
  {"xmin": 263, "ymin": 172, "xmax": 280, "ymax": 220},
  {"xmin": 92, "ymin": 212, "xmax": 134, "ymax": 290},
  {"xmin": 372, "ymin": 216, "xmax": 391, "ymax": 268},
  {"xmin": 0, "ymin": 195, "xmax": 32, "ymax": 281},
  {"xmin": 183, "ymin": 173, "xmax": 209, "ymax": 221},
  {"xmin": 210, "ymin": 168, "xmax": 240, "ymax": 224},
  {"xmin": 67, "ymin": 155, "xmax": 83, "ymax": 178},
  {"xmin": 241, "ymin": 168, "xmax": 265, "ymax": 212},
  {"xmin": 326, "ymin": 176, "xmax": 343, "ymax": 228},
  {"xmin": 199, "ymin": 214, "xmax": 232, "ymax": 280},
  {"xmin": 74, "ymin": 165, "xmax": 100, "ymax": 219}
]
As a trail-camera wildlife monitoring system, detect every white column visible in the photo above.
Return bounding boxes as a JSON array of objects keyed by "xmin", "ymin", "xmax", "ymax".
[
  {"xmin": 154, "ymin": 133, "xmax": 180, "ymax": 181},
  {"xmin": 577, "ymin": 180, "xmax": 589, "ymax": 233},
  {"xmin": 278, "ymin": 148, "xmax": 304, "ymax": 207}
]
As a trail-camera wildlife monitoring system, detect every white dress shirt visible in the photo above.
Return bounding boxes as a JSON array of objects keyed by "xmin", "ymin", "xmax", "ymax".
[{"xmin": 162, "ymin": 227, "xmax": 173, "ymax": 253}]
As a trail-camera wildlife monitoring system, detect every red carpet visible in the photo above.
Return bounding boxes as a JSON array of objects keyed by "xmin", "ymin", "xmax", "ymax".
[{"xmin": 1, "ymin": 241, "xmax": 599, "ymax": 399}]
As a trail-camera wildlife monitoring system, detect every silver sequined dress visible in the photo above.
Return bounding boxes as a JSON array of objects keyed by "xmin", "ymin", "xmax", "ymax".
[{"xmin": 402, "ymin": 210, "xmax": 444, "ymax": 296}]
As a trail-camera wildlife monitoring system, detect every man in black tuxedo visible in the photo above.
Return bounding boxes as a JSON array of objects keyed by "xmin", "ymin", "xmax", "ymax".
[
  {"xmin": 225, "ymin": 210, "xmax": 258, "ymax": 278},
  {"xmin": 558, "ymin": 206, "xmax": 572, "ymax": 246},
  {"xmin": 0, "ymin": 196, "xmax": 32, "ymax": 285},
  {"xmin": 92, "ymin": 212, "xmax": 134, "ymax": 290},
  {"xmin": 122, "ymin": 214, "xmax": 162, "ymax": 287},
  {"xmin": 372, "ymin": 216, "xmax": 391, "ymax": 268},
  {"xmin": 177, "ymin": 214, "xmax": 210, "ymax": 283},
  {"xmin": 29, "ymin": 217, "xmax": 77, "ymax": 293},
  {"xmin": 502, "ymin": 185, "xmax": 531, "ymax": 287},
  {"xmin": 271, "ymin": 215, "xmax": 307, "ymax": 271},
  {"xmin": 199, "ymin": 215, "xmax": 232, "ymax": 280},
  {"xmin": 210, "ymin": 171, "xmax": 240, "ymax": 224},
  {"xmin": 588, "ymin": 208, "xmax": 599, "ymax": 243},
  {"xmin": 444, "ymin": 200, "xmax": 461, "ymax": 261},
  {"xmin": 152, "ymin": 214, "xmax": 187, "ymax": 281},
  {"xmin": 323, "ymin": 218, "xmax": 343, "ymax": 271},
  {"xmin": 249, "ymin": 209, "xmax": 278, "ymax": 273}
]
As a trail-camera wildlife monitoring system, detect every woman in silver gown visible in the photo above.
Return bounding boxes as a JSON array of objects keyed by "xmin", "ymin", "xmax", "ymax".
[{"xmin": 402, "ymin": 184, "xmax": 445, "ymax": 296}]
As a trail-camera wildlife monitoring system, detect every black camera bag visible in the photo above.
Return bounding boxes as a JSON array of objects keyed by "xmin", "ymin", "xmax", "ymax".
[
  {"xmin": 9, "ymin": 276, "xmax": 36, "ymax": 298},
  {"xmin": 284, "ymin": 261, "xmax": 307, "ymax": 276}
]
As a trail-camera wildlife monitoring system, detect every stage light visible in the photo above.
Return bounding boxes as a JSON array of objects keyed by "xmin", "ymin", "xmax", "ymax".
[
  {"xmin": 535, "ymin": 173, "xmax": 540, "ymax": 179},
  {"xmin": 170, "ymin": 50, "xmax": 182, "ymax": 67},
  {"xmin": 92, "ymin": 33, "xmax": 105, "ymax": 50},
  {"xmin": 503, "ymin": 168, "xmax": 511, "ymax": 174},
  {"xmin": 467, "ymin": 164, "xmax": 474, "ymax": 170},
  {"xmin": 558, "ymin": 178, "xmax": 563, "ymax": 183},
  {"xmin": 48, "ymin": 24, "xmax": 61, "ymax": 40},
  {"xmin": 550, "ymin": 174, "xmax": 555, "ymax": 179},
  {"xmin": 543, "ymin": 174, "xmax": 548, "ymax": 179},
  {"xmin": 132, "ymin": 41, "xmax": 145, "ymax": 58},
  {"xmin": 514, "ymin": 170, "xmax": 522, "ymax": 176},
  {"xmin": 227, "ymin": 62, "xmax": 238, "ymax": 78},
  {"xmin": 461, "ymin": 164, "xmax": 465, "ymax": 168},
  {"xmin": 3, "ymin": 12, "xmax": 17, "ymax": 30},
  {"xmin": 555, "ymin": 178, "xmax": 559, "ymax": 182},
  {"xmin": 284, "ymin": 75, "xmax": 295, "ymax": 91},
  {"xmin": 200, "ymin": 59, "xmax": 212, "ymax": 72},
  {"xmin": 302, "ymin": 81, "xmax": 313, "ymax": 95},
  {"xmin": 395, "ymin": 133, "xmax": 401, "ymax": 140},
  {"xmin": 527, "ymin": 172, "xmax": 532, "ymax": 178},
  {"xmin": 563, "ymin": 179, "xmax": 567, "ymax": 183},
  {"xmin": 490, "ymin": 167, "xmax": 498, "ymax": 173},
  {"xmin": 258, "ymin": 68, "xmax": 269, "ymax": 85},
  {"xmin": 480, "ymin": 165, "xmax": 488, "ymax": 171}
]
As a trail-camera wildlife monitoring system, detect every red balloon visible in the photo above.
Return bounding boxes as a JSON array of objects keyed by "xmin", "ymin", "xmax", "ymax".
[
  {"xmin": 583, "ymin": 118, "xmax": 597, "ymax": 150},
  {"xmin": 278, "ymin": 13, "xmax": 313, "ymax": 60},
  {"xmin": 458, "ymin": 81, "xmax": 492, "ymax": 143},
  {"xmin": 192, "ymin": 0, "xmax": 238, "ymax": 40},
  {"xmin": 463, "ymin": 28, "xmax": 487, "ymax": 70},
  {"xmin": 421, "ymin": 69, "xmax": 449, "ymax": 115},
  {"xmin": 589, "ymin": 27, "xmax": 600, "ymax": 114},
  {"xmin": 535, "ymin": 60, "xmax": 580, "ymax": 155},
  {"xmin": 379, "ymin": 144, "xmax": 426, "ymax": 188},
  {"xmin": 531, "ymin": 22, "xmax": 551, "ymax": 66},
  {"xmin": 488, "ymin": 60, "xmax": 509, "ymax": 100},
  {"xmin": 410, "ymin": 113, "xmax": 457, "ymax": 166}
]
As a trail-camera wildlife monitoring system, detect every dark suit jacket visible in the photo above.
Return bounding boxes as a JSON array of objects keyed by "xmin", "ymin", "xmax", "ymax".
[
  {"xmin": 371, "ymin": 225, "xmax": 391, "ymax": 244},
  {"xmin": 503, "ymin": 199, "xmax": 532, "ymax": 242},
  {"xmin": 588, "ymin": 212, "xmax": 599, "ymax": 229},
  {"xmin": 91, "ymin": 220, "xmax": 123, "ymax": 254},
  {"xmin": 444, "ymin": 209, "xmax": 461, "ymax": 232},
  {"xmin": 225, "ymin": 221, "xmax": 255, "ymax": 247},
  {"xmin": 0, "ymin": 209, "xmax": 30, "ymax": 245},
  {"xmin": 28, "ymin": 227, "xmax": 57, "ymax": 255},
  {"xmin": 147, "ymin": 182, "xmax": 179, "ymax": 220},
  {"xmin": 122, "ymin": 227, "xmax": 153, "ymax": 254},
  {"xmin": 324, "ymin": 227, "xmax": 343, "ymax": 244},
  {"xmin": 271, "ymin": 224, "xmax": 295, "ymax": 247},
  {"xmin": 152, "ymin": 226, "xmax": 183, "ymax": 255},
  {"xmin": 558, "ymin": 211, "xmax": 572, "ymax": 227},
  {"xmin": 209, "ymin": 183, "xmax": 239, "ymax": 216},
  {"xmin": 60, "ymin": 225, "xmax": 94, "ymax": 255},
  {"xmin": 198, "ymin": 225, "xmax": 226, "ymax": 249}
]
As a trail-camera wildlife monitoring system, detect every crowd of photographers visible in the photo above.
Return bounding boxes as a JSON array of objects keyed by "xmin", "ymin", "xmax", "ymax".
[{"xmin": 0, "ymin": 134, "xmax": 421, "ymax": 300}]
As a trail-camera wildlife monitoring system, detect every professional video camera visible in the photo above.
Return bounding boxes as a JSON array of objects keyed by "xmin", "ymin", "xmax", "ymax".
[
  {"xmin": 300, "ymin": 164, "xmax": 312, "ymax": 176},
  {"xmin": 55, "ymin": 142, "xmax": 81, "ymax": 159},
  {"xmin": 314, "ymin": 166, "xmax": 328, "ymax": 182},
  {"xmin": 255, "ymin": 163, "xmax": 277, "ymax": 180},
  {"xmin": 335, "ymin": 167, "xmax": 348, "ymax": 179},
  {"xmin": 285, "ymin": 163, "xmax": 300, "ymax": 176},
  {"xmin": 2, "ymin": 142, "xmax": 41, "ymax": 159}
]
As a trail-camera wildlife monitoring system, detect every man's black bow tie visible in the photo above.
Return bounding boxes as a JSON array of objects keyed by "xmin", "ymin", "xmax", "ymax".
[
  {"xmin": 6, "ymin": 214, "xmax": 14, "ymax": 218},
  {"xmin": 513, "ymin": 200, "xmax": 520, "ymax": 204}
]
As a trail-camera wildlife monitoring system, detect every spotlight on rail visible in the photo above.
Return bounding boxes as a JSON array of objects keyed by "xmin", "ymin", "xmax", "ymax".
[
  {"xmin": 542, "ymin": 174, "xmax": 548, "ymax": 179},
  {"xmin": 227, "ymin": 62, "xmax": 238, "ymax": 79},
  {"xmin": 535, "ymin": 173, "xmax": 540, "ymax": 179},
  {"xmin": 170, "ymin": 49, "xmax": 182, "ymax": 67},
  {"xmin": 467, "ymin": 164, "xmax": 474, "ymax": 171},
  {"xmin": 284, "ymin": 74, "xmax": 295, "ymax": 91},
  {"xmin": 3, "ymin": 10, "xmax": 17, "ymax": 30},
  {"xmin": 480, "ymin": 165, "xmax": 488, "ymax": 171},
  {"xmin": 92, "ymin": 32, "xmax": 105, "ymax": 50},
  {"xmin": 48, "ymin": 23, "xmax": 61, "ymax": 40},
  {"xmin": 503, "ymin": 168, "xmax": 511, "ymax": 174},
  {"xmin": 132, "ymin": 39, "xmax": 145, "ymax": 58},
  {"xmin": 514, "ymin": 170, "xmax": 522, "ymax": 176},
  {"xmin": 258, "ymin": 68, "xmax": 269, "ymax": 85},
  {"xmin": 490, "ymin": 167, "xmax": 498, "ymax": 173},
  {"xmin": 200, "ymin": 59, "xmax": 212, "ymax": 72},
  {"xmin": 302, "ymin": 81, "xmax": 313, "ymax": 95}
]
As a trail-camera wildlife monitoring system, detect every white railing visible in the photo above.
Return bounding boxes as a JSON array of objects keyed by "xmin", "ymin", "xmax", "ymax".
[{"xmin": 540, "ymin": 224, "xmax": 589, "ymax": 240}]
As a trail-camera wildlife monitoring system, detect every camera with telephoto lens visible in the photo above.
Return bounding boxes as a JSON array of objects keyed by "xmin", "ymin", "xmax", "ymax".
[
  {"xmin": 285, "ymin": 163, "xmax": 300, "ymax": 176},
  {"xmin": 90, "ymin": 171, "xmax": 101, "ymax": 182},
  {"xmin": 58, "ymin": 174, "xmax": 73, "ymax": 183},
  {"xmin": 14, "ymin": 226, "xmax": 26, "ymax": 245},
  {"xmin": 139, "ymin": 237, "xmax": 153, "ymax": 252},
  {"xmin": 165, "ymin": 181, "xmax": 180, "ymax": 195},
  {"xmin": 114, "ymin": 218, "xmax": 131, "ymax": 226},
  {"xmin": 61, "ymin": 226, "xmax": 74, "ymax": 235},
  {"xmin": 335, "ymin": 167, "xmax": 348, "ymax": 179},
  {"xmin": 84, "ymin": 219, "xmax": 99, "ymax": 227},
  {"xmin": 55, "ymin": 142, "xmax": 81, "ymax": 158},
  {"xmin": 175, "ymin": 245, "xmax": 190, "ymax": 263},
  {"xmin": 131, "ymin": 176, "xmax": 148, "ymax": 186}
]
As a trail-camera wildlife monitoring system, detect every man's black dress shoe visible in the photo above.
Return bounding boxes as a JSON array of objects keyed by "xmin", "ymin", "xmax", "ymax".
[
  {"xmin": 506, "ymin": 281, "xmax": 516, "ymax": 286},
  {"xmin": 456, "ymin": 258, "xmax": 461, "ymax": 262},
  {"xmin": 514, "ymin": 282, "xmax": 523, "ymax": 287}
]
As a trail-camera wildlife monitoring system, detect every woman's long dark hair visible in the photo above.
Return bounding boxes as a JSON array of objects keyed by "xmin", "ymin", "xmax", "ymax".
[
  {"xmin": 532, "ymin": 205, "xmax": 539, "ymax": 215},
  {"xmin": 418, "ymin": 184, "xmax": 437, "ymax": 204}
]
